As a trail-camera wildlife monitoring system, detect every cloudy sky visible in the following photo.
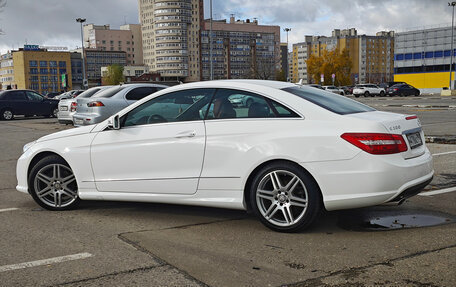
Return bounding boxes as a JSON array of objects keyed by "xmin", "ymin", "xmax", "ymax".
[{"xmin": 0, "ymin": 0, "xmax": 453, "ymax": 54}]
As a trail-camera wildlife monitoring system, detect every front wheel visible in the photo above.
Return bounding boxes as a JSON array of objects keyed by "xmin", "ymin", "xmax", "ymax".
[
  {"xmin": 29, "ymin": 155, "xmax": 80, "ymax": 210},
  {"xmin": 250, "ymin": 162, "xmax": 322, "ymax": 232},
  {"xmin": 380, "ymin": 91, "xmax": 385, "ymax": 97},
  {"xmin": 364, "ymin": 91, "xmax": 370, "ymax": 97}
]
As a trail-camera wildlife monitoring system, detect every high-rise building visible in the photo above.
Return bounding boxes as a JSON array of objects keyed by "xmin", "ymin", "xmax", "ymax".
[
  {"xmin": 83, "ymin": 24, "xmax": 143, "ymax": 65},
  {"xmin": 12, "ymin": 47, "xmax": 72, "ymax": 94},
  {"xmin": 138, "ymin": 0, "xmax": 203, "ymax": 82},
  {"xmin": 280, "ymin": 43, "xmax": 288, "ymax": 80},
  {"xmin": 292, "ymin": 29, "xmax": 394, "ymax": 85},
  {"xmin": 200, "ymin": 17, "xmax": 280, "ymax": 80},
  {"xmin": 70, "ymin": 52, "xmax": 83, "ymax": 89},
  {"xmin": 394, "ymin": 26, "xmax": 456, "ymax": 92}
]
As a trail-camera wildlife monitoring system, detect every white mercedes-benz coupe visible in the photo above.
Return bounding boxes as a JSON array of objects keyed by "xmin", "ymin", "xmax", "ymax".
[{"xmin": 16, "ymin": 80, "xmax": 433, "ymax": 232}]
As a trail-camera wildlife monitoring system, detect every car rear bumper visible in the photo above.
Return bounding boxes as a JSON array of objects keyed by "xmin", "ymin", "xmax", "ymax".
[{"xmin": 304, "ymin": 147, "xmax": 434, "ymax": 211}]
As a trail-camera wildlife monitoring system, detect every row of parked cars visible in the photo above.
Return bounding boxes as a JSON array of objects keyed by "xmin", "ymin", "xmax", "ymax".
[{"xmin": 307, "ymin": 82, "xmax": 420, "ymax": 97}]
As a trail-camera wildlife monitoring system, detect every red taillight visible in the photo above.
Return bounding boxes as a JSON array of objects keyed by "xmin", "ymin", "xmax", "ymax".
[
  {"xmin": 70, "ymin": 102, "xmax": 77, "ymax": 112},
  {"xmin": 393, "ymin": 88, "xmax": 398, "ymax": 91},
  {"xmin": 341, "ymin": 133, "xmax": 408, "ymax": 155},
  {"xmin": 87, "ymin": 101, "xmax": 105, "ymax": 107},
  {"xmin": 406, "ymin": 115, "xmax": 418, "ymax": 120}
]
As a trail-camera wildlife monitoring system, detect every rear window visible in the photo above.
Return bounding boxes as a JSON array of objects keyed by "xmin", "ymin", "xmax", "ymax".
[
  {"xmin": 92, "ymin": 86, "xmax": 126, "ymax": 98},
  {"xmin": 282, "ymin": 86, "xmax": 375, "ymax": 115},
  {"xmin": 78, "ymin": 87, "xmax": 103, "ymax": 99}
]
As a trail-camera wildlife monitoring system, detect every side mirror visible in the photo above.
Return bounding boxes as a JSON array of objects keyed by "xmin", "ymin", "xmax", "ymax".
[{"xmin": 108, "ymin": 115, "xmax": 120, "ymax": 130}]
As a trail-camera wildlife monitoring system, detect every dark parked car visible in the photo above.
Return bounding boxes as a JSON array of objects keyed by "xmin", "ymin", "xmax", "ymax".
[
  {"xmin": 0, "ymin": 90, "xmax": 59, "ymax": 120},
  {"xmin": 387, "ymin": 84, "xmax": 420, "ymax": 97}
]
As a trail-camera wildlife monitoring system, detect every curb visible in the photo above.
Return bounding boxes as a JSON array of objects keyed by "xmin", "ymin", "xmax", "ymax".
[{"xmin": 425, "ymin": 136, "xmax": 456, "ymax": 144}]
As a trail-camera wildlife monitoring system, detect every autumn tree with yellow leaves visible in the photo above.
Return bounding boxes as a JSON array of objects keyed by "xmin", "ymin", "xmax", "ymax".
[{"xmin": 306, "ymin": 48, "xmax": 352, "ymax": 86}]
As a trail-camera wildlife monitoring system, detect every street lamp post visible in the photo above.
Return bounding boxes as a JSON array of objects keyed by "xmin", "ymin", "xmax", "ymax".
[
  {"xmin": 284, "ymin": 28, "xmax": 291, "ymax": 81},
  {"xmin": 209, "ymin": 0, "xmax": 213, "ymax": 80},
  {"xmin": 76, "ymin": 18, "xmax": 87, "ymax": 89},
  {"xmin": 449, "ymin": 2, "xmax": 456, "ymax": 89}
]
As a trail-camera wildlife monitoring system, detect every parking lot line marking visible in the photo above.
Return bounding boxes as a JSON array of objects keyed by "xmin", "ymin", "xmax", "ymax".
[
  {"xmin": 419, "ymin": 186, "xmax": 456, "ymax": 197},
  {"xmin": 0, "ymin": 252, "xmax": 93, "ymax": 273},
  {"xmin": 432, "ymin": 151, "xmax": 456, "ymax": 156},
  {"xmin": 0, "ymin": 208, "xmax": 19, "ymax": 213}
]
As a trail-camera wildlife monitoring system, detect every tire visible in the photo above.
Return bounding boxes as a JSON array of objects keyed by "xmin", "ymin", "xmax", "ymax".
[
  {"xmin": 245, "ymin": 98, "xmax": 253, "ymax": 108},
  {"xmin": 1, "ymin": 108, "xmax": 14, "ymax": 120},
  {"xmin": 52, "ymin": 107, "xmax": 59, "ymax": 118},
  {"xmin": 354, "ymin": 94, "xmax": 360, "ymax": 98},
  {"xmin": 29, "ymin": 155, "xmax": 80, "ymax": 211},
  {"xmin": 400, "ymin": 93, "xmax": 405, "ymax": 97},
  {"xmin": 364, "ymin": 91, "xmax": 370, "ymax": 97},
  {"xmin": 249, "ymin": 162, "xmax": 322, "ymax": 232},
  {"xmin": 414, "ymin": 91, "xmax": 420, "ymax": 97},
  {"xmin": 380, "ymin": 91, "xmax": 385, "ymax": 97}
]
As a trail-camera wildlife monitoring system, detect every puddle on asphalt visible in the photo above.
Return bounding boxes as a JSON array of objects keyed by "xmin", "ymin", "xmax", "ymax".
[{"xmin": 337, "ymin": 208, "xmax": 455, "ymax": 231}]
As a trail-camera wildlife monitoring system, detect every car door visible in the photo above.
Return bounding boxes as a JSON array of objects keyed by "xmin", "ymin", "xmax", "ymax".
[
  {"xmin": 5, "ymin": 91, "xmax": 28, "ymax": 115},
  {"xmin": 200, "ymin": 88, "xmax": 301, "ymax": 191},
  {"xmin": 25, "ymin": 91, "xmax": 48, "ymax": 116},
  {"xmin": 90, "ymin": 88, "xmax": 215, "ymax": 194}
]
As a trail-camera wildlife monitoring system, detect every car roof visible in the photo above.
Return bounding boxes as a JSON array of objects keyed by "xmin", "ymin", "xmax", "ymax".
[{"xmin": 160, "ymin": 80, "xmax": 295, "ymax": 93}]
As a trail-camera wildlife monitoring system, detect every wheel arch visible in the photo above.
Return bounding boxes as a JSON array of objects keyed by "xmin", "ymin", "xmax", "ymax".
[
  {"xmin": 243, "ymin": 159, "xmax": 323, "ymax": 212},
  {"xmin": 27, "ymin": 151, "xmax": 70, "ymax": 184}
]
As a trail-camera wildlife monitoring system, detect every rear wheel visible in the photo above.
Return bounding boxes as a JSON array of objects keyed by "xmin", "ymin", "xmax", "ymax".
[
  {"xmin": 250, "ymin": 162, "xmax": 322, "ymax": 232},
  {"xmin": 29, "ymin": 155, "xmax": 80, "ymax": 210},
  {"xmin": 1, "ymin": 109, "xmax": 13, "ymax": 120}
]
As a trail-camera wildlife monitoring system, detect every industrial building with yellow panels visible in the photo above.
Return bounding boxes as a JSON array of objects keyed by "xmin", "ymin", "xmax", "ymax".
[
  {"xmin": 394, "ymin": 26, "xmax": 455, "ymax": 92},
  {"xmin": 292, "ymin": 29, "xmax": 394, "ymax": 85},
  {"xmin": 9, "ymin": 47, "xmax": 72, "ymax": 95}
]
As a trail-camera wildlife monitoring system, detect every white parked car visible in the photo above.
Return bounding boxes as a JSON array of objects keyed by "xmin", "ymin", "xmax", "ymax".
[
  {"xmin": 57, "ymin": 86, "xmax": 111, "ymax": 125},
  {"xmin": 17, "ymin": 80, "xmax": 433, "ymax": 232},
  {"xmin": 322, "ymin": 85, "xmax": 344, "ymax": 95},
  {"xmin": 353, "ymin": 84, "xmax": 385, "ymax": 97}
]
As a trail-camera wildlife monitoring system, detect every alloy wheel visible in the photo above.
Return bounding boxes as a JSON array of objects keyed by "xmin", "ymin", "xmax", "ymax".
[
  {"xmin": 255, "ymin": 170, "xmax": 308, "ymax": 227},
  {"xmin": 2, "ymin": 110, "xmax": 13, "ymax": 120},
  {"xmin": 33, "ymin": 163, "xmax": 78, "ymax": 208}
]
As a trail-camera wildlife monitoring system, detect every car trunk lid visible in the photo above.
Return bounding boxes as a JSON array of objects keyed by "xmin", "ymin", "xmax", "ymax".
[{"xmin": 346, "ymin": 111, "xmax": 425, "ymax": 159}]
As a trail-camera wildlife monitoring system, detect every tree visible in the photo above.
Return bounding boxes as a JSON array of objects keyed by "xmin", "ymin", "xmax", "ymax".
[
  {"xmin": 306, "ymin": 48, "xmax": 352, "ymax": 86},
  {"xmin": 275, "ymin": 69, "xmax": 286, "ymax": 81},
  {"xmin": 102, "ymin": 64, "xmax": 124, "ymax": 85}
]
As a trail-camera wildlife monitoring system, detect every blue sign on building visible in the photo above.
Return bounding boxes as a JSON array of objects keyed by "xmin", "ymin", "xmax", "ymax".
[{"xmin": 24, "ymin": 45, "xmax": 40, "ymax": 51}]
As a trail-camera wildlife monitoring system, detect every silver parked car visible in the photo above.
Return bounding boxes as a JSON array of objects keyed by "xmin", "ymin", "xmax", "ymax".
[
  {"xmin": 72, "ymin": 83, "xmax": 167, "ymax": 126},
  {"xmin": 57, "ymin": 86, "xmax": 112, "ymax": 125}
]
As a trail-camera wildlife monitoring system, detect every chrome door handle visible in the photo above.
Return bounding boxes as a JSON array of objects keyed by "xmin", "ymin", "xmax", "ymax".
[{"xmin": 175, "ymin": 131, "xmax": 196, "ymax": 138}]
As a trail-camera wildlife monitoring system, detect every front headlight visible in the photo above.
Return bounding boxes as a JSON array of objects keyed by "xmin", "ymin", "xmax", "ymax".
[{"xmin": 23, "ymin": 141, "xmax": 36, "ymax": 153}]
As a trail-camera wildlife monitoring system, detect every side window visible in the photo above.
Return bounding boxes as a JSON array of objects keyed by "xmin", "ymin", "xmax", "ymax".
[
  {"xmin": 5, "ymin": 91, "xmax": 26, "ymax": 101},
  {"xmin": 268, "ymin": 100, "xmax": 300, "ymax": 118},
  {"xmin": 26, "ymin": 91, "xmax": 43, "ymax": 101},
  {"xmin": 125, "ymin": 87, "xmax": 158, "ymax": 101},
  {"xmin": 206, "ymin": 89, "xmax": 275, "ymax": 120},
  {"xmin": 122, "ymin": 88, "xmax": 214, "ymax": 127}
]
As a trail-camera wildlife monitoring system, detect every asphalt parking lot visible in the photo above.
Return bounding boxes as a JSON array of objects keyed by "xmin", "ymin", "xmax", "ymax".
[{"xmin": 0, "ymin": 94, "xmax": 455, "ymax": 287}]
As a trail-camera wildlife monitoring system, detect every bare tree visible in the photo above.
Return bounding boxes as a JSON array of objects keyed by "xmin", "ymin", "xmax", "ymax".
[{"xmin": 0, "ymin": 0, "xmax": 6, "ymax": 35}]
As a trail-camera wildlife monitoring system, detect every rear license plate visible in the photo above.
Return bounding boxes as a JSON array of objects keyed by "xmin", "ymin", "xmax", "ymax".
[
  {"xmin": 406, "ymin": 132, "xmax": 422, "ymax": 149},
  {"xmin": 60, "ymin": 106, "xmax": 68, "ymax": 111},
  {"xmin": 74, "ymin": 119, "xmax": 83, "ymax": 125}
]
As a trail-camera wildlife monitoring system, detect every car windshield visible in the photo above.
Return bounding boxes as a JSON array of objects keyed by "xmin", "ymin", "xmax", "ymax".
[
  {"xmin": 282, "ymin": 86, "xmax": 375, "ymax": 115},
  {"xmin": 92, "ymin": 86, "xmax": 126, "ymax": 98}
]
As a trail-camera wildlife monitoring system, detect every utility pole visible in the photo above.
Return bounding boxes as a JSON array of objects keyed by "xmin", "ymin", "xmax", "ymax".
[
  {"xmin": 449, "ymin": 2, "xmax": 456, "ymax": 89},
  {"xmin": 284, "ymin": 28, "xmax": 291, "ymax": 81},
  {"xmin": 76, "ymin": 18, "xmax": 87, "ymax": 89},
  {"xmin": 209, "ymin": 0, "xmax": 213, "ymax": 80}
]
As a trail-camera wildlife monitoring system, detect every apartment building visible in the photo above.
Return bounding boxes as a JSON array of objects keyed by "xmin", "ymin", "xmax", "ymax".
[
  {"xmin": 200, "ymin": 17, "xmax": 280, "ymax": 80},
  {"xmin": 394, "ymin": 26, "xmax": 456, "ymax": 91},
  {"xmin": 138, "ymin": 0, "xmax": 204, "ymax": 82},
  {"xmin": 292, "ymin": 28, "xmax": 394, "ymax": 85},
  {"xmin": 0, "ymin": 52, "xmax": 15, "ymax": 90},
  {"xmin": 83, "ymin": 24, "xmax": 143, "ymax": 65}
]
